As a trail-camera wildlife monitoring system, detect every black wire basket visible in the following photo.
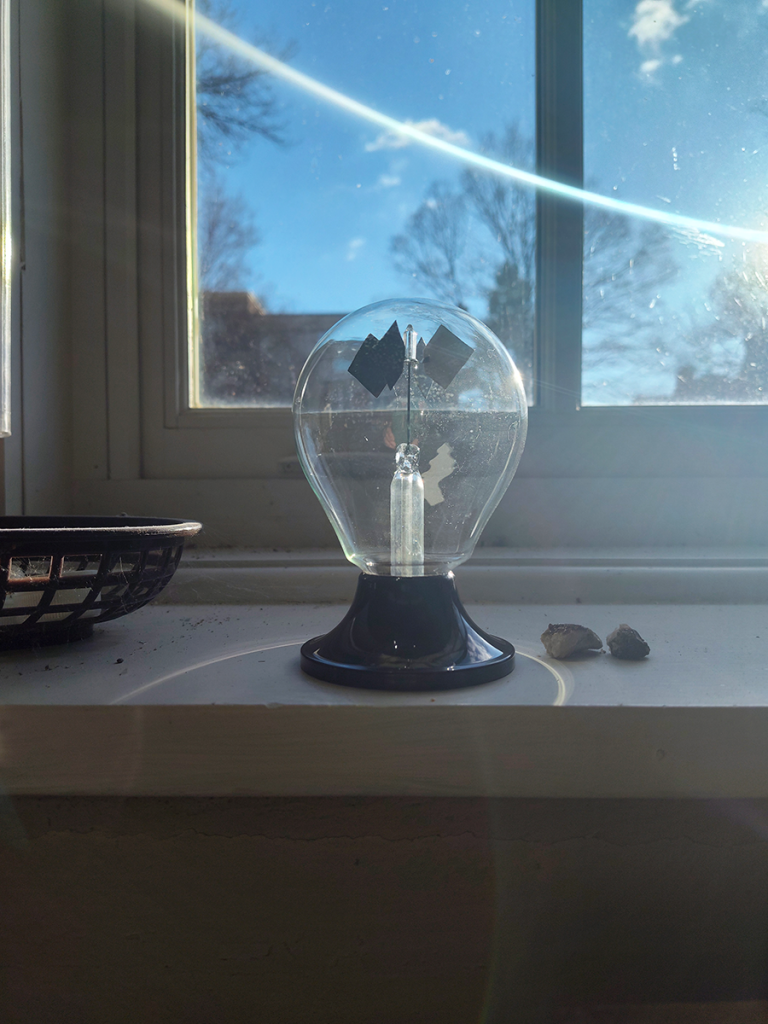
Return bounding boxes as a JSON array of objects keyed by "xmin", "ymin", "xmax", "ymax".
[{"xmin": 0, "ymin": 516, "xmax": 201, "ymax": 646}]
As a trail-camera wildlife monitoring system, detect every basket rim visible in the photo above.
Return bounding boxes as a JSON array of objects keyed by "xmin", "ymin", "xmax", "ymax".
[{"xmin": 0, "ymin": 516, "xmax": 202, "ymax": 538}]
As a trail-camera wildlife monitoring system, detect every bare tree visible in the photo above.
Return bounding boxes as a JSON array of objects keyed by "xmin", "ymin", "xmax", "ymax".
[
  {"xmin": 709, "ymin": 252, "xmax": 768, "ymax": 387},
  {"xmin": 670, "ymin": 249, "xmax": 768, "ymax": 401},
  {"xmin": 459, "ymin": 128, "xmax": 537, "ymax": 381},
  {"xmin": 583, "ymin": 210, "xmax": 677, "ymax": 335},
  {"xmin": 485, "ymin": 261, "xmax": 534, "ymax": 361},
  {"xmin": 581, "ymin": 209, "xmax": 679, "ymax": 382},
  {"xmin": 195, "ymin": 0, "xmax": 288, "ymax": 165},
  {"xmin": 390, "ymin": 182, "xmax": 472, "ymax": 308},
  {"xmin": 194, "ymin": 0, "xmax": 293, "ymax": 298},
  {"xmin": 667, "ymin": 44, "xmax": 768, "ymax": 401},
  {"xmin": 462, "ymin": 126, "xmax": 536, "ymax": 285},
  {"xmin": 390, "ymin": 123, "xmax": 678, "ymax": 399},
  {"xmin": 197, "ymin": 171, "xmax": 260, "ymax": 292}
]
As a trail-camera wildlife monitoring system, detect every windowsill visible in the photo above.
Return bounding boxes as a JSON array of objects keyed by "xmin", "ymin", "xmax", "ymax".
[
  {"xmin": 166, "ymin": 546, "xmax": 768, "ymax": 604},
  {"xmin": 2, "ymin": 548, "xmax": 768, "ymax": 798}
]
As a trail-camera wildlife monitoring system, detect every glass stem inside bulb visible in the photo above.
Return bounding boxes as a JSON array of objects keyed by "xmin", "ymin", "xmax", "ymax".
[
  {"xmin": 404, "ymin": 323, "xmax": 418, "ymax": 446},
  {"xmin": 406, "ymin": 361, "xmax": 411, "ymax": 444},
  {"xmin": 391, "ymin": 443, "xmax": 424, "ymax": 577}
]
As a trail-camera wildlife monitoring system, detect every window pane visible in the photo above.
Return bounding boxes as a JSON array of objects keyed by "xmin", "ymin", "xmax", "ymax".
[
  {"xmin": 191, "ymin": 0, "xmax": 535, "ymax": 408},
  {"xmin": 583, "ymin": 0, "xmax": 768, "ymax": 406}
]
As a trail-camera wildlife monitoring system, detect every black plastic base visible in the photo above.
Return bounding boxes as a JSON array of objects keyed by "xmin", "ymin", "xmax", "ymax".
[{"xmin": 301, "ymin": 572, "xmax": 515, "ymax": 691}]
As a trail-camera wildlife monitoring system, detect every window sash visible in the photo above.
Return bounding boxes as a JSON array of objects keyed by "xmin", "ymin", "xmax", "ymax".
[
  {"xmin": 134, "ymin": 0, "xmax": 768, "ymax": 473},
  {"xmin": 61, "ymin": 0, "xmax": 768, "ymax": 552},
  {"xmin": 181, "ymin": 0, "xmax": 580, "ymax": 419},
  {"xmin": 535, "ymin": 0, "xmax": 582, "ymax": 413}
]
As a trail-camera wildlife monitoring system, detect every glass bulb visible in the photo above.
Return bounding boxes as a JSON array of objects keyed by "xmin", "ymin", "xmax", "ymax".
[{"xmin": 293, "ymin": 298, "xmax": 527, "ymax": 576}]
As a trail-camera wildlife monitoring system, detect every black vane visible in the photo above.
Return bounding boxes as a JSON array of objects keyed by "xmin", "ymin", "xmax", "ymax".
[
  {"xmin": 347, "ymin": 320, "xmax": 404, "ymax": 397},
  {"xmin": 413, "ymin": 337, "xmax": 433, "ymax": 399},
  {"xmin": 421, "ymin": 325, "xmax": 473, "ymax": 389},
  {"xmin": 347, "ymin": 321, "xmax": 472, "ymax": 396}
]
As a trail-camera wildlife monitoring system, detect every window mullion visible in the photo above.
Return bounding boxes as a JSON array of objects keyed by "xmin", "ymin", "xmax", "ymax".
[{"xmin": 535, "ymin": 0, "xmax": 583, "ymax": 412}]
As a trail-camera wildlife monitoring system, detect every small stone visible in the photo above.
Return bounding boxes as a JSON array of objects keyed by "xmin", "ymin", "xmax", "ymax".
[
  {"xmin": 540, "ymin": 623, "xmax": 603, "ymax": 659},
  {"xmin": 606, "ymin": 624, "xmax": 650, "ymax": 660}
]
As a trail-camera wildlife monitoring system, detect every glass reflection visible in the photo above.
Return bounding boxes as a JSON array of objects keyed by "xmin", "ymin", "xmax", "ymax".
[
  {"xmin": 584, "ymin": 0, "xmax": 768, "ymax": 405},
  {"xmin": 192, "ymin": 0, "xmax": 535, "ymax": 407}
]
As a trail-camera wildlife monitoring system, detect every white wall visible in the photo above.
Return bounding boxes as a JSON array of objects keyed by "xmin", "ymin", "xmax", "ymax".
[{"xmin": 2, "ymin": 0, "xmax": 72, "ymax": 515}]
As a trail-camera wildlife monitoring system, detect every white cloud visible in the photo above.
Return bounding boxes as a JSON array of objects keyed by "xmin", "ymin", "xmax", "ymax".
[
  {"xmin": 365, "ymin": 118, "xmax": 470, "ymax": 152},
  {"xmin": 640, "ymin": 58, "xmax": 663, "ymax": 75},
  {"xmin": 629, "ymin": 0, "xmax": 689, "ymax": 49},
  {"xmin": 377, "ymin": 174, "xmax": 401, "ymax": 188},
  {"xmin": 629, "ymin": 1, "xmax": 692, "ymax": 81},
  {"xmin": 345, "ymin": 237, "xmax": 365, "ymax": 261}
]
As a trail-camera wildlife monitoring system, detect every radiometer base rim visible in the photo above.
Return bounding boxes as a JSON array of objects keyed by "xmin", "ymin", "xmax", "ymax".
[{"xmin": 300, "ymin": 641, "xmax": 514, "ymax": 691}]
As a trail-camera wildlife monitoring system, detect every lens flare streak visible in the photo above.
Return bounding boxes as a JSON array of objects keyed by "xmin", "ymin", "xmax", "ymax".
[{"xmin": 143, "ymin": 0, "xmax": 768, "ymax": 246}]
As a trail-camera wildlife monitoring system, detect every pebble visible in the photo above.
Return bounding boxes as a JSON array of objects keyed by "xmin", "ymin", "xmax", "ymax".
[
  {"xmin": 606, "ymin": 624, "xmax": 650, "ymax": 660},
  {"xmin": 540, "ymin": 623, "xmax": 603, "ymax": 659}
]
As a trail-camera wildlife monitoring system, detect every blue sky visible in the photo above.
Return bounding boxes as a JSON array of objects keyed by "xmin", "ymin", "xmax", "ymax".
[
  {"xmin": 198, "ymin": 0, "xmax": 768, "ymax": 402},
  {"xmin": 582, "ymin": 0, "xmax": 768, "ymax": 400},
  {"xmin": 200, "ymin": 0, "xmax": 535, "ymax": 312}
]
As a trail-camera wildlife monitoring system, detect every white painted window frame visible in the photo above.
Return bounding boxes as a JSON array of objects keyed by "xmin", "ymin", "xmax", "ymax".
[
  {"xmin": 0, "ymin": 0, "xmax": 11, "ymax": 441},
  {"xmin": 66, "ymin": 0, "xmax": 768, "ymax": 549}
]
